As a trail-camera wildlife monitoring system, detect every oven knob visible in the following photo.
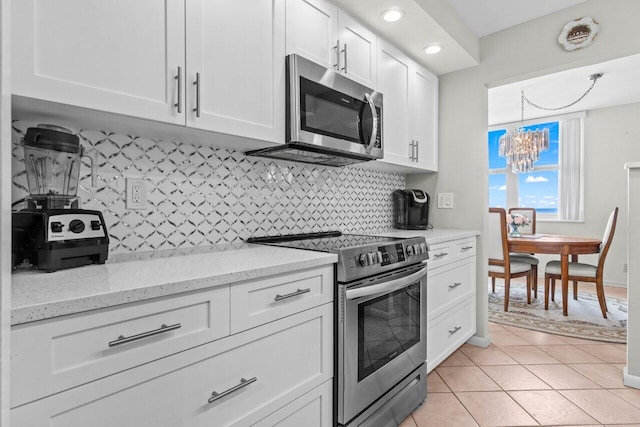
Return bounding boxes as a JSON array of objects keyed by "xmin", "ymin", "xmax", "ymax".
[
  {"xmin": 367, "ymin": 252, "xmax": 377, "ymax": 265},
  {"xmin": 359, "ymin": 253, "xmax": 369, "ymax": 266},
  {"xmin": 420, "ymin": 242, "xmax": 427, "ymax": 253},
  {"xmin": 377, "ymin": 251, "xmax": 384, "ymax": 263},
  {"xmin": 414, "ymin": 244, "xmax": 422, "ymax": 254},
  {"xmin": 69, "ymin": 219, "xmax": 85, "ymax": 234},
  {"xmin": 406, "ymin": 245, "xmax": 415, "ymax": 256}
]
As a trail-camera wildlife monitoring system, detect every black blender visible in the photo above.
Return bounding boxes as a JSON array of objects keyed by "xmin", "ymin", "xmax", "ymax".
[{"xmin": 12, "ymin": 125, "xmax": 109, "ymax": 272}]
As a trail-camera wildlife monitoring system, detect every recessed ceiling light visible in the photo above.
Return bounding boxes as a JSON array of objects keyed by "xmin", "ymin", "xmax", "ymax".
[
  {"xmin": 381, "ymin": 8, "xmax": 404, "ymax": 23},
  {"xmin": 424, "ymin": 43, "xmax": 442, "ymax": 55}
]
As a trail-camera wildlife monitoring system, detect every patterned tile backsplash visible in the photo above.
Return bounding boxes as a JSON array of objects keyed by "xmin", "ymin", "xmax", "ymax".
[{"xmin": 11, "ymin": 121, "xmax": 405, "ymax": 254}]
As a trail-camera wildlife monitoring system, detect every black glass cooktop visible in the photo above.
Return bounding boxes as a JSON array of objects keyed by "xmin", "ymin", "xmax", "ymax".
[{"xmin": 246, "ymin": 231, "xmax": 401, "ymax": 253}]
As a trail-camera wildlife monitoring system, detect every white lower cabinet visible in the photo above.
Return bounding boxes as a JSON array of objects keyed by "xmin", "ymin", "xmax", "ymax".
[
  {"xmin": 426, "ymin": 237, "xmax": 477, "ymax": 372},
  {"xmin": 11, "ymin": 266, "xmax": 334, "ymax": 427}
]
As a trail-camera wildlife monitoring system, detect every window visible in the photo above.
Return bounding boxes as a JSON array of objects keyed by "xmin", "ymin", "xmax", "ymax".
[{"xmin": 488, "ymin": 114, "xmax": 584, "ymax": 221}]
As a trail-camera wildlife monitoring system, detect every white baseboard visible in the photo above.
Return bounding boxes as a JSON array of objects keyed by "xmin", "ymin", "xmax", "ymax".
[
  {"xmin": 467, "ymin": 334, "xmax": 491, "ymax": 348},
  {"xmin": 624, "ymin": 367, "xmax": 640, "ymax": 389}
]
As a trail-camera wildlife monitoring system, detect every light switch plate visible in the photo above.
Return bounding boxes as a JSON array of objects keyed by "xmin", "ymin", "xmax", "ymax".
[{"xmin": 437, "ymin": 193, "xmax": 454, "ymax": 209}]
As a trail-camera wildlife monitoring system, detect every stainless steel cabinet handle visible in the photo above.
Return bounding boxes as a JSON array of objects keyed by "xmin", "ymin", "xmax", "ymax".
[
  {"xmin": 333, "ymin": 40, "xmax": 340, "ymax": 70},
  {"xmin": 449, "ymin": 326, "xmax": 462, "ymax": 335},
  {"xmin": 208, "ymin": 377, "xmax": 257, "ymax": 403},
  {"xmin": 108, "ymin": 323, "xmax": 182, "ymax": 347},
  {"xmin": 341, "ymin": 44, "xmax": 348, "ymax": 73},
  {"xmin": 174, "ymin": 66, "xmax": 182, "ymax": 113},
  {"xmin": 462, "ymin": 246, "xmax": 474, "ymax": 251},
  {"xmin": 193, "ymin": 72, "xmax": 201, "ymax": 118},
  {"xmin": 409, "ymin": 140, "xmax": 415, "ymax": 161},
  {"xmin": 274, "ymin": 288, "xmax": 311, "ymax": 301},
  {"xmin": 415, "ymin": 140, "xmax": 419, "ymax": 161},
  {"xmin": 434, "ymin": 252, "xmax": 448, "ymax": 258},
  {"xmin": 448, "ymin": 282, "xmax": 462, "ymax": 289}
]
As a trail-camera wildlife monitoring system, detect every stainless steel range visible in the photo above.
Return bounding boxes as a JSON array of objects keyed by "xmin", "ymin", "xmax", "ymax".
[{"xmin": 247, "ymin": 231, "xmax": 429, "ymax": 426}]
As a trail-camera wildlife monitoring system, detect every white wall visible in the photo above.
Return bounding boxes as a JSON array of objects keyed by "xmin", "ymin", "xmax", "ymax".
[{"xmin": 408, "ymin": 0, "xmax": 640, "ymax": 343}]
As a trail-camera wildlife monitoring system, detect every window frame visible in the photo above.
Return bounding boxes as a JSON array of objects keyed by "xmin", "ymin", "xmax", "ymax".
[{"xmin": 488, "ymin": 112, "xmax": 585, "ymax": 222}]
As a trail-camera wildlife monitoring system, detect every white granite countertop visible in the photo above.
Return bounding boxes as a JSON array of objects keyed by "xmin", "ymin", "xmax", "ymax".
[
  {"xmin": 377, "ymin": 228, "xmax": 480, "ymax": 245},
  {"xmin": 11, "ymin": 243, "xmax": 337, "ymax": 325}
]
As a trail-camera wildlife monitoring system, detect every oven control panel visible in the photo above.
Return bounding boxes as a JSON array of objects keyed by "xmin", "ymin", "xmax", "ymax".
[{"xmin": 340, "ymin": 237, "xmax": 429, "ymax": 282}]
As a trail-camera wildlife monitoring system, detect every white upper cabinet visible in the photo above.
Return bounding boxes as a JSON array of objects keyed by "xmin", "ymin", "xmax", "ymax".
[
  {"xmin": 12, "ymin": 0, "xmax": 286, "ymax": 144},
  {"xmin": 185, "ymin": 0, "xmax": 285, "ymax": 143},
  {"xmin": 376, "ymin": 41, "xmax": 411, "ymax": 166},
  {"xmin": 285, "ymin": 0, "xmax": 376, "ymax": 88},
  {"xmin": 12, "ymin": 0, "xmax": 186, "ymax": 125},
  {"xmin": 376, "ymin": 40, "xmax": 439, "ymax": 172}
]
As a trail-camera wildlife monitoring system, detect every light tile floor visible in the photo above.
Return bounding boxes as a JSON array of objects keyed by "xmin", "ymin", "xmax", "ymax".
[{"xmin": 400, "ymin": 285, "xmax": 638, "ymax": 427}]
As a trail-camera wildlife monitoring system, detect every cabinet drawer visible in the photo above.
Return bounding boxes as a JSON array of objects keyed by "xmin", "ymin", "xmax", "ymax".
[
  {"xmin": 11, "ymin": 286, "xmax": 230, "ymax": 407},
  {"xmin": 230, "ymin": 265, "xmax": 333, "ymax": 333},
  {"xmin": 427, "ymin": 241, "xmax": 452, "ymax": 270},
  {"xmin": 427, "ymin": 297, "xmax": 476, "ymax": 372},
  {"xmin": 453, "ymin": 238, "xmax": 476, "ymax": 261},
  {"xmin": 12, "ymin": 304, "xmax": 333, "ymax": 427},
  {"xmin": 253, "ymin": 380, "xmax": 332, "ymax": 427},
  {"xmin": 427, "ymin": 258, "xmax": 475, "ymax": 320}
]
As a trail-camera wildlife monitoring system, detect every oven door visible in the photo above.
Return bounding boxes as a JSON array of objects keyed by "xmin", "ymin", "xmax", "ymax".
[{"xmin": 338, "ymin": 263, "xmax": 427, "ymax": 425}]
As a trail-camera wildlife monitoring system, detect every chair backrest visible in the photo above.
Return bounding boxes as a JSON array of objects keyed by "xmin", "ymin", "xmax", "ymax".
[
  {"xmin": 597, "ymin": 207, "xmax": 618, "ymax": 272},
  {"xmin": 508, "ymin": 207, "xmax": 536, "ymax": 234},
  {"xmin": 488, "ymin": 208, "xmax": 509, "ymax": 264}
]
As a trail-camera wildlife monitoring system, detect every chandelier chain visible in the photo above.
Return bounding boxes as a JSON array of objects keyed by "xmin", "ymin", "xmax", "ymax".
[{"xmin": 522, "ymin": 73, "xmax": 602, "ymax": 112}]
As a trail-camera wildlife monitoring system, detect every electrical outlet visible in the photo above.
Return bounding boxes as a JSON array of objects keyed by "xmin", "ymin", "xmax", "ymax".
[
  {"xmin": 437, "ymin": 193, "xmax": 454, "ymax": 209},
  {"xmin": 126, "ymin": 178, "xmax": 147, "ymax": 210}
]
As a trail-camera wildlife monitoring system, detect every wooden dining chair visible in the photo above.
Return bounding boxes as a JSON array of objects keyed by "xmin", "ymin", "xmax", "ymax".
[
  {"xmin": 544, "ymin": 207, "xmax": 618, "ymax": 318},
  {"xmin": 508, "ymin": 207, "xmax": 539, "ymax": 298},
  {"xmin": 488, "ymin": 208, "xmax": 534, "ymax": 311}
]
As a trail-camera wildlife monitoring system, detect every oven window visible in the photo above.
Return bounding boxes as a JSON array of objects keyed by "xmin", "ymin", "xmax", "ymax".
[{"xmin": 358, "ymin": 282, "xmax": 421, "ymax": 381}]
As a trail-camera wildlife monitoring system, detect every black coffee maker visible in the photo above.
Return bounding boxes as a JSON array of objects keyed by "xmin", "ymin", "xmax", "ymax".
[{"xmin": 392, "ymin": 189, "xmax": 430, "ymax": 230}]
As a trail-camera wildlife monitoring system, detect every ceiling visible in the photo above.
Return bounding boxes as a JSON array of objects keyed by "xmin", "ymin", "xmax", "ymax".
[{"xmin": 337, "ymin": 0, "xmax": 640, "ymax": 124}]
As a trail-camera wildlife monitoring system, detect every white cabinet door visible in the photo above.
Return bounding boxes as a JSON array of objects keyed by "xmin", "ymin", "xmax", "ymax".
[
  {"xmin": 285, "ymin": 0, "xmax": 339, "ymax": 70},
  {"xmin": 338, "ymin": 13, "xmax": 377, "ymax": 87},
  {"xmin": 12, "ymin": 0, "xmax": 186, "ymax": 125},
  {"xmin": 285, "ymin": 0, "xmax": 376, "ymax": 87},
  {"xmin": 412, "ymin": 65, "xmax": 438, "ymax": 171},
  {"xmin": 376, "ymin": 41, "xmax": 411, "ymax": 166},
  {"xmin": 186, "ymin": 0, "xmax": 285, "ymax": 144}
]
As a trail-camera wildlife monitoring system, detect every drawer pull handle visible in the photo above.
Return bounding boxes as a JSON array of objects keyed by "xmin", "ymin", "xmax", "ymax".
[
  {"xmin": 274, "ymin": 288, "xmax": 311, "ymax": 301},
  {"xmin": 108, "ymin": 323, "xmax": 182, "ymax": 347},
  {"xmin": 208, "ymin": 377, "xmax": 257, "ymax": 403},
  {"xmin": 449, "ymin": 282, "xmax": 462, "ymax": 289},
  {"xmin": 461, "ymin": 246, "xmax": 474, "ymax": 250},
  {"xmin": 434, "ymin": 252, "xmax": 448, "ymax": 258},
  {"xmin": 449, "ymin": 326, "xmax": 462, "ymax": 336}
]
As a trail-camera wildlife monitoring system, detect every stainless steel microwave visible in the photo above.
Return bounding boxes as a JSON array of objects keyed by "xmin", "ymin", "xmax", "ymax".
[{"xmin": 246, "ymin": 54, "xmax": 383, "ymax": 167}]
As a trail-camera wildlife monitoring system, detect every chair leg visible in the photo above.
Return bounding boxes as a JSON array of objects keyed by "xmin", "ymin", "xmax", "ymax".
[
  {"xmin": 533, "ymin": 265, "xmax": 538, "ymax": 298},
  {"xmin": 492, "ymin": 277, "xmax": 496, "ymax": 293},
  {"xmin": 595, "ymin": 279, "xmax": 608, "ymax": 319},
  {"xmin": 504, "ymin": 276, "xmax": 510, "ymax": 312},
  {"xmin": 544, "ymin": 274, "xmax": 550, "ymax": 310},
  {"xmin": 551, "ymin": 279, "xmax": 555, "ymax": 302},
  {"xmin": 573, "ymin": 281, "xmax": 578, "ymax": 300},
  {"xmin": 526, "ymin": 271, "xmax": 531, "ymax": 304}
]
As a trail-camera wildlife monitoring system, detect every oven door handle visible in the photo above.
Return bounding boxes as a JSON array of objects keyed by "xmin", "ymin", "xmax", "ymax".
[
  {"xmin": 346, "ymin": 266, "xmax": 427, "ymax": 300},
  {"xmin": 363, "ymin": 93, "xmax": 378, "ymax": 154}
]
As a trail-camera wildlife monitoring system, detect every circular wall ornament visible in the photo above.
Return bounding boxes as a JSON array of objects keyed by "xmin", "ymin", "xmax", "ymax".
[{"xmin": 558, "ymin": 17, "xmax": 599, "ymax": 51}]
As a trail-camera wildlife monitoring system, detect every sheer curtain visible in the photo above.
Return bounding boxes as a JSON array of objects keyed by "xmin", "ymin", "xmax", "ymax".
[{"xmin": 559, "ymin": 117, "xmax": 583, "ymax": 220}]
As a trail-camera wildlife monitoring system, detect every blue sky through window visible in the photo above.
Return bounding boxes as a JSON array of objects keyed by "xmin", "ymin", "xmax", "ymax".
[{"xmin": 489, "ymin": 122, "xmax": 560, "ymax": 214}]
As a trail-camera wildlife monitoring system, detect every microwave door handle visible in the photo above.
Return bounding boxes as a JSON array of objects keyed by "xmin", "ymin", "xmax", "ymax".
[
  {"xmin": 364, "ymin": 93, "xmax": 378, "ymax": 154},
  {"xmin": 346, "ymin": 265, "xmax": 427, "ymax": 300}
]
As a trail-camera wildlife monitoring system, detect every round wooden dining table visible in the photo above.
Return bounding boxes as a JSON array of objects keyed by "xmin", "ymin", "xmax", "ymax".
[{"xmin": 508, "ymin": 234, "xmax": 602, "ymax": 316}]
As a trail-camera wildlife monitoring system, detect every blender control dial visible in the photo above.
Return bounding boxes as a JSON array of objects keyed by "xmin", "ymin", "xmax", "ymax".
[{"xmin": 69, "ymin": 219, "xmax": 85, "ymax": 234}]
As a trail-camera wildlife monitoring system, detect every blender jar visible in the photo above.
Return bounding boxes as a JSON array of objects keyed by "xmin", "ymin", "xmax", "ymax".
[{"xmin": 22, "ymin": 125, "xmax": 84, "ymax": 209}]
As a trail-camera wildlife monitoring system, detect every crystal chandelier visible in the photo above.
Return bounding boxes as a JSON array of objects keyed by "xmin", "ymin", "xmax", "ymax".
[{"xmin": 499, "ymin": 73, "xmax": 602, "ymax": 173}]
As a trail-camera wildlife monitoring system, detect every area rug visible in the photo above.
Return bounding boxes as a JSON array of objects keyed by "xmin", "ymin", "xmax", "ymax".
[{"xmin": 488, "ymin": 281, "xmax": 627, "ymax": 343}]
